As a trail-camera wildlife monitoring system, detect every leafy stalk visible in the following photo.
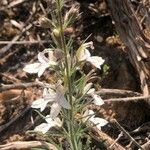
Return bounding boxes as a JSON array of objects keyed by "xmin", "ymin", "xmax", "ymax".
[{"xmin": 56, "ymin": 0, "xmax": 78, "ymax": 149}]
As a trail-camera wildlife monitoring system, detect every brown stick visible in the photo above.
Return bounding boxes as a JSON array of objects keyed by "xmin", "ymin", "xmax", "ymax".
[
  {"xmin": 107, "ymin": 0, "xmax": 150, "ymax": 95},
  {"xmin": 7, "ymin": 0, "xmax": 28, "ymax": 8},
  {"xmin": 0, "ymin": 82, "xmax": 142, "ymax": 96},
  {"xmin": 0, "ymin": 24, "xmax": 33, "ymax": 57},
  {"xmin": 0, "ymin": 141, "xmax": 58, "ymax": 150},
  {"xmin": 0, "ymin": 73, "xmax": 21, "ymax": 83},
  {"xmin": 0, "ymin": 82, "xmax": 44, "ymax": 92},
  {"xmin": 112, "ymin": 119, "xmax": 144, "ymax": 150},
  {"xmin": 0, "ymin": 106, "xmax": 31, "ymax": 133},
  {"xmin": 0, "ymin": 40, "xmax": 51, "ymax": 45},
  {"xmin": 104, "ymin": 95, "xmax": 150, "ymax": 102},
  {"xmin": 2, "ymin": 83, "xmax": 149, "ymax": 102},
  {"xmin": 91, "ymin": 127, "xmax": 125, "ymax": 150},
  {"xmin": 97, "ymin": 88, "xmax": 141, "ymax": 97}
]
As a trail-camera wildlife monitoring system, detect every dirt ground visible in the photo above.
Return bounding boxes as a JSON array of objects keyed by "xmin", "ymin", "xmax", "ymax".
[{"xmin": 0, "ymin": 0, "xmax": 150, "ymax": 149}]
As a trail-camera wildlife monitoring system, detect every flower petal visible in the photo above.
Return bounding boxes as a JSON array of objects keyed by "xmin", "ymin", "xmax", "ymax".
[
  {"xmin": 84, "ymin": 49, "xmax": 91, "ymax": 59},
  {"xmin": 49, "ymin": 60, "xmax": 57, "ymax": 66},
  {"xmin": 31, "ymin": 98, "xmax": 48, "ymax": 112},
  {"xmin": 82, "ymin": 109, "xmax": 95, "ymax": 122},
  {"xmin": 43, "ymin": 88, "xmax": 48, "ymax": 97},
  {"xmin": 38, "ymin": 52, "xmax": 49, "ymax": 63},
  {"xmin": 34, "ymin": 123, "xmax": 51, "ymax": 134},
  {"xmin": 78, "ymin": 49, "xmax": 91, "ymax": 61},
  {"xmin": 87, "ymin": 56, "xmax": 104, "ymax": 69},
  {"xmin": 43, "ymin": 88, "xmax": 56, "ymax": 102},
  {"xmin": 54, "ymin": 117, "xmax": 63, "ymax": 127},
  {"xmin": 55, "ymin": 84, "xmax": 71, "ymax": 109},
  {"xmin": 76, "ymin": 41, "xmax": 93, "ymax": 61},
  {"xmin": 92, "ymin": 94, "xmax": 104, "ymax": 106},
  {"xmin": 48, "ymin": 51, "xmax": 58, "ymax": 65},
  {"xmin": 90, "ymin": 117, "xmax": 108, "ymax": 130},
  {"xmin": 83, "ymin": 83, "xmax": 93, "ymax": 94},
  {"xmin": 83, "ymin": 109, "xmax": 108, "ymax": 130},
  {"xmin": 84, "ymin": 41, "xmax": 94, "ymax": 50},
  {"xmin": 50, "ymin": 103, "xmax": 61, "ymax": 119},
  {"xmin": 87, "ymin": 88, "xmax": 95, "ymax": 95},
  {"xmin": 31, "ymin": 98, "xmax": 44, "ymax": 108},
  {"xmin": 38, "ymin": 64, "xmax": 48, "ymax": 77},
  {"xmin": 58, "ymin": 96, "xmax": 71, "ymax": 109},
  {"xmin": 88, "ymin": 110, "xmax": 95, "ymax": 115},
  {"xmin": 23, "ymin": 63, "xmax": 40, "ymax": 74},
  {"xmin": 46, "ymin": 116, "xmax": 62, "ymax": 128}
]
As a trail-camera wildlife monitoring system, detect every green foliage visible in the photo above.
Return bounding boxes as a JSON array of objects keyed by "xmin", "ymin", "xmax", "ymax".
[{"xmin": 23, "ymin": 0, "xmax": 108, "ymax": 149}]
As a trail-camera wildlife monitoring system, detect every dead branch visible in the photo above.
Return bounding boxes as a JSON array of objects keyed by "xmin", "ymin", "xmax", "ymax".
[
  {"xmin": 104, "ymin": 95, "xmax": 150, "ymax": 103},
  {"xmin": 131, "ymin": 122, "xmax": 150, "ymax": 135},
  {"xmin": 0, "ymin": 82, "xmax": 142, "ymax": 96},
  {"xmin": 108, "ymin": 132, "xmax": 123, "ymax": 149},
  {"xmin": 0, "ymin": 23, "xmax": 33, "ymax": 57},
  {"xmin": 97, "ymin": 88, "xmax": 141, "ymax": 97},
  {"xmin": 108, "ymin": 0, "xmax": 150, "ymax": 95},
  {"xmin": 0, "ymin": 73, "xmax": 21, "ymax": 83},
  {"xmin": 91, "ymin": 127, "xmax": 126, "ymax": 150},
  {"xmin": 112, "ymin": 119, "xmax": 144, "ymax": 150},
  {"xmin": 0, "ymin": 141, "xmax": 58, "ymax": 150},
  {"xmin": 7, "ymin": 0, "xmax": 28, "ymax": 9},
  {"xmin": 2, "ymin": 82, "xmax": 148, "ymax": 102},
  {"xmin": 0, "ymin": 40, "xmax": 51, "ymax": 45},
  {"xmin": 1, "ymin": 82, "xmax": 149, "ymax": 103},
  {"xmin": 0, "ymin": 106, "xmax": 30, "ymax": 133},
  {"xmin": 0, "ymin": 82, "xmax": 44, "ymax": 92}
]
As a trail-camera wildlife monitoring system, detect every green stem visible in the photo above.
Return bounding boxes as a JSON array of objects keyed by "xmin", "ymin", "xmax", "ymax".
[{"xmin": 56, "ymin": 1, "xmax": 78, "ymax": 150}]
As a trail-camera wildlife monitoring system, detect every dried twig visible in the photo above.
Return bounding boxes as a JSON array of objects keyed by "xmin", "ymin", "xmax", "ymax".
[
  {"xmin": 0, "ymin": 141, "xmax": 58, "ymax": 150},
  {"xmin": 108, "ymin": 0, "xmax": 150, "ymax": 95},
  {"xmin": 7, "ymin": 0, "xmax": 28, "ymax": 8},
  {"xmin": 108, "ymin": 132, "xmax": 123, "ymax": 149},
  {"xmin": 131, "ymin": 122, "xmax": 150, "ymax": 134},
  {"xmin": 97, "ymin": 88, "xmax": 141, "ymax": 97},
  {"xmin": 0, "ymin": 24, "xmax": 33, "ymax": 57},
  {"xmin": 1, "ymin": 82, "xmax": 144, "ymax": 100},
  {"xmin": 0, "ymin": 73, "xmax": 21, "ymax": 83},
  {"xmin": 0, "ymin": 106, "xmax": 31, "ymax": 133},
  {"xmin": 0, "ymin": 40, "xmax": 51, "ymax": 45},
  {"xmin": 0, "ymin": 82, "xmax": 44, "ymax": 92},
  {"xmin": 112, "ymin": 119, "xmax": 144, "ymax": 150},
  {"xmin": 91, "ymin": 127, "xmax": 125, "ymax": 150},
  {"xmin": 0, "ymin": 0, "xmax": 38, "ymax": 57},
  {"xmin": 104, "ymin": 95, "xmax": 150, "ymax": 103}
]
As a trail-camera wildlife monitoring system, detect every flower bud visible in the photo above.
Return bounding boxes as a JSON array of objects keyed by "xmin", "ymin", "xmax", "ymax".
[
  {"xmin": 64, "ymin": 5, "xmax": 79, "ymax": 26},
  {"xmin": 51, "ymin": 28, "xmax": 61, "ymax": 46},
  {"xmin": 52, "ymin": 28, "xmax": 61, "ymax": 38},
  {"xmin": 39, "ymin": 17, "xmax": 53, "ymax": 28}
]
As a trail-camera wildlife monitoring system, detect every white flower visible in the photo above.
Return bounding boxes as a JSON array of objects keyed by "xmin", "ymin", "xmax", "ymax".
[
  {"xmin": 31, "ymin": 88, "xmax": 55, "ymax": 112},
  {"xmin": 23, "ymin": 51, "xmax": 57, "ymax": 77},
  {"xmin": 31, "ymin": 83, "xmax": 71, "ymax": 118},
  {"xmin": 87, "ymin": 56, "xmax": 105, "ymax": 69},
  {"xmin": 34, "ymin": 115, "xmax": 62, "ymax": 134},
  {"xmin": 84, "ymin": 83, "xmax": 104, "ymax": 106},
  {"xmin": 83, "ymin": 109, "xmax": 108, "ymax": 130},
  {"xmin": 83, "ymin": 82, "xmax": 93, "ymax": 95},
  {"xmin": 76, "ymin": 41, "xmax": 94, "ymax": 61},
  {"xmin": 31, "ymin": 98, "xmax": 48, "ymax": 112},
  {"xmin": 76, "ymin": 41, "xmax": 104, "ymax": 69},
  {"xmin": 49, "ymin": 83, "xmax": 71, "ymax": 119}
]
